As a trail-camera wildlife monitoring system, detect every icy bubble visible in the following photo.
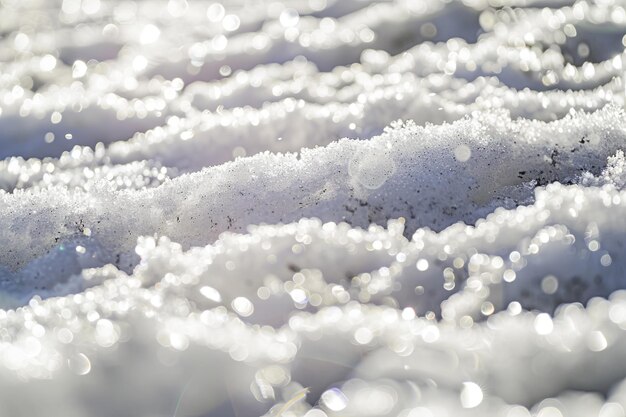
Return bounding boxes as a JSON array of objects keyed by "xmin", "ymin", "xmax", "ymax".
[
  {"xmin": 348, "ymin": 148, "xmax": 396, "ymax": 190},
  {"xmin": 67, "ymin": 353, "xmax": 91, "ymax": 376},
  {"xmin": 321, "ymin": 388, "xmax": 348, "ymax": 412},
  {"xmin": 460, "ymin": 382, "xmax": 483, "ymax": 408}
]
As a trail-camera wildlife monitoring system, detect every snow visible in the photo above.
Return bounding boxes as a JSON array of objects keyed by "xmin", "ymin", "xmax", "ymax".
[{"xmin": 1, "ymin": 0, "xmax": 626, "ymax": 416}]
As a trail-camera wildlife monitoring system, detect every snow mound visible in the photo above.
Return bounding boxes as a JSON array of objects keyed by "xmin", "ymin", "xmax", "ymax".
[{"xmin": 1, "ymin": 0, "xmax": 626, "ymax": 416}]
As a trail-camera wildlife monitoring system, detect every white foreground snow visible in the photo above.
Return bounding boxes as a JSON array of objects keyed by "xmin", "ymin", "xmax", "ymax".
[{"xmin": 1, "ymin": 0, "xmax": 626, "ymax": 416}]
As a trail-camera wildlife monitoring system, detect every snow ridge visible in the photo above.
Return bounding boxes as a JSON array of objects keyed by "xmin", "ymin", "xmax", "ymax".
[{"xmin": 1, "ymin": 0, "xmax": 626, "ymax": 416}]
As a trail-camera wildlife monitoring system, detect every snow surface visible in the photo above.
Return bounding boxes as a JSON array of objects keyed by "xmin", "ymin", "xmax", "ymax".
[{"xmin": 1, "ymin": 0, "xmax": 626, "ymax": 416}]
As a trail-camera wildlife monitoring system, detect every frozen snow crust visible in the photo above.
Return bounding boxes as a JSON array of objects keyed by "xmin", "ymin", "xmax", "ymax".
[{"xmin": 2, "ymin": 0, "xmax": 626, "ymax": 416}]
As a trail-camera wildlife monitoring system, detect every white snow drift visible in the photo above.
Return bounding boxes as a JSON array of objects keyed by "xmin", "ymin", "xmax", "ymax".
[{"xmin": 1, "ymin": 0, "xmax": 626, "ymax": 416}]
